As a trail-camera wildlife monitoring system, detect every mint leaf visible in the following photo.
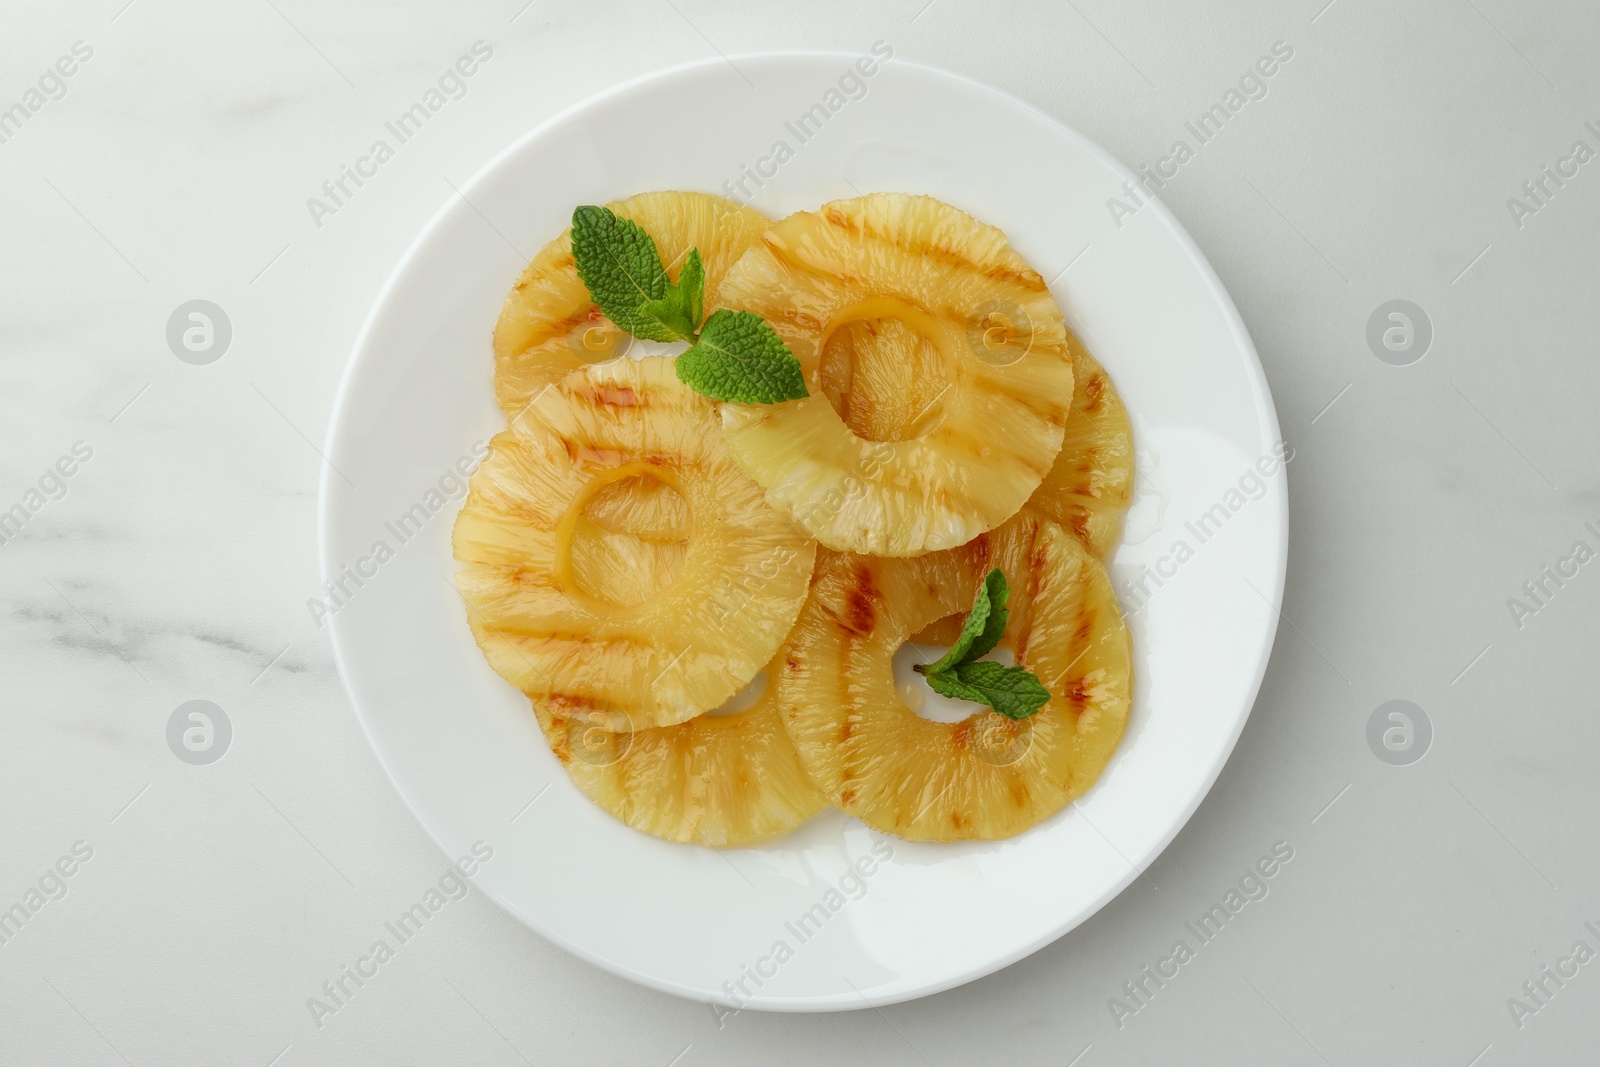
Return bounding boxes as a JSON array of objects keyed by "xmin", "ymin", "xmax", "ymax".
[
  {"xmin": 676, "ymin": 247, "xmax": 704, "ymax": 331},
  {"xmin": 923, "ymin": 668, "xmax": 991, "ymax": 705},
  {"xmin": 675, "ymin": 309, "xmax": 808, "ymax": 404},
  {"xmin": 915, "ymin": 568, "xmax": 1007, "ymax": 676},
  {"xmin": 915, "ymin": 587, "xmax": 990, "ymax": 676},
  {"xmin": 570, "ymin": 206, "xmax": 677, "ymax": 342},
  {"xmin": 638, "ymin": 249, "xmax": 706, "ymax": 341},
  {"xmin": 965, "ymin": 569, "xmax": 1010, "ymax": 663},
  {"xmin": 950, "ymin": 660, "xmax": 1052, "ymax": 720},
  {"xmin": 639, "ymin": 294, "xmax": 697, "ymax": 340}
]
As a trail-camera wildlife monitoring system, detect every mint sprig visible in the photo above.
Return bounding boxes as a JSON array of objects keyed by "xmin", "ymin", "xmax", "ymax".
[
  {"xmin": 569, "ymin": 205, "xmax": 807, "ymax": 404},
  {"xmin": 914, "ymin": 569, "xmax": 1052, "ymax": 720}
]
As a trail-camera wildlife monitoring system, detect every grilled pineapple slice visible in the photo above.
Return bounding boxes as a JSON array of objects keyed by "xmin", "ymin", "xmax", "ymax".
[
  {"xmin": 493, "ymin": 191, "xmax": 770, "ymax": 418},
  {"xmin": 453, "ymin": 357, "xmax": 816, "ymax": 728},
  {"xmin": 533, "ymin": 655, "xmax": 826, "ymax": 847},
  {"xmin": 779, "ymin": 512, "xmax": 1131, "ymax": 842},
  {"xmin": 714, "ymin": 193, "xmax": 1076, "ymax": 556},
  {"xmin": 1023, "ymin": 336, "xmax": 1134, "ymax": 557}
]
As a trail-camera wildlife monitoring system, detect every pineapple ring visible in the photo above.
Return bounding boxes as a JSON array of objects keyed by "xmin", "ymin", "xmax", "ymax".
[
  {"xmin": 532, "ymin": 657, "xmax": 827, "ymax": 847},
  {"xmin": 492, "ymin": 190, "xmax": 771, "ymax": 419},
  {"xmin": 778, "ymin": 512, "xmax": 1132, "ymax": 842},
  {"xmin": 453, "ymin": 357, "xmax": 817, "ymax": 729},
  {"xmin": 715, "ymin": 193, "xmax": 1077, "ymax": 557}
]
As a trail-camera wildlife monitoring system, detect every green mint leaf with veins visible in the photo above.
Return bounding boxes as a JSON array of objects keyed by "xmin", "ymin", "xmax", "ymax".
[
  {"xmin": 570, "ymin": 205, "xmax": 678, "ymax": 342},
  {"xmin": 913, "ymin": 568, "xmax": 1049, "ymax": 720},
  {"xmin": 949, "ymin": 660, "xmax": 1052, "ymax": 720},
  {"xmin": 638, "ymin": 295, "xmax": 696, "ymax": 341},
  {"xmin": 638, "ymin": 248, "xmax": 705, "ymax": 341},
  {"xmin": 965, "ymin": 569, "xmax": 1010, "ymax": 662},
  {"xmin": 675, "ymin": 309, "xmax": 809, "ymax": 404},
  {"xmin": 914, "ymin": 575, "xmax": 992, "ymax": 676},
  {"xmin": 916, "ymin": 569, "xmax": 1008, "ymax": 676},
  {"xmin": 922, "ymin": 667, "xmax": 992, "ymax": 705},
  {"xmin": 676, "ymin": 247, "xmax": 704, "ymax": 331}
]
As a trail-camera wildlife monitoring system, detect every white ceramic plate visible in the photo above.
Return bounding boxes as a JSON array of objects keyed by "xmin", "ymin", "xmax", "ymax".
[{"xmin": 320, "ymin": 52, "xmax": 1286, "ymax": 1011}]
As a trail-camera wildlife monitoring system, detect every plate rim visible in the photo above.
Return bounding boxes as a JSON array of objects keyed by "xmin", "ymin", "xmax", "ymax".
[{"xmin": 318, "ymin": 49, "xmax": 1288, "ymax": 1012}]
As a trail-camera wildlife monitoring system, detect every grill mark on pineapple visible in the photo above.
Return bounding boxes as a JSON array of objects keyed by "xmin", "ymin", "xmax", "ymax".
[
  {"xmin": 549, "ymin": 304, "xmax": 599, "ymax": 337},
  {"xmin": 816, "ymin": 203, "xmax": 1045, "ymax": 289},
  {"xmin": 586, "ymin": 384, "xmax": 641, "ymax": 407},
  {"xmin": 1069, "ymin": 611, "xmax": 1096, "ymax": 657},
  {"xmin": 1006, "ymin": 525, "xmax": 1048, "ymax": 665},
  {"xmin": 840, "ymin": 563, "xmax": 879, "ymax": 636},
  {"xmin": 502, "ymin": 252, "xmax": 587, "ymax": 344},
  {"xmin": 493, "ymin": 564, "xmax": 558, "ymax": 592},
  {"xmin": 543, "ymin": 694, "xmax": 589, "ymax": 713},
  {"xmin": 950, "ymin": 719, "xmax": 973, "ymax": 751},
  {"xmin": 568, "ymin": 444, "xmax": 636, "ymax": 469},
  {"xmin": 1065, "ymin": 506, "xmax": 1094, "ymax": 546},
  {"xmin": 543, "ymin": 693, "xmax": 635, "ymax": 731},
  {"xmin": 1081, "ymin": 371, "xmax": 1107, "ymax": 415},
  {"xmin": 758, "ymin": 234, "xmax": 851, "ymax": 285},
  {"xmin": 545, "ymin": 715, "xmax": 575, "ymax": 764},
  {"xmin": 1061, "ymin": 674, "xmax": 1094, "ymax": 714},
  {"xmin": 506, "ymin": 303, "xmax": 598, "ymax": 353},
  {"xmin": 496, "ymin": 630, "xmax": 661, "ymax": 668},
  {"xmin": 1029, "ymin": 542, "xmax": 1050, "ymax": 597},
  {"xmin": 967, "ymin": 369, "xmax": 1073, "ymax": 420},
  {"xmin": 954, "ymin": 531, "xmax": 994, "ymax": 577},
  {"xmin": 1054, "ymin": 447, "xmax": 1099, "ymax": 481},
  {"xmin": 833, "ymin": 635, "xmax": 867, "ymax": 808},
  {"xmin": 932, "ymin": 424, "xmax": 1052, "ymax": 483},
  {"xmin": 510, "ymin": 248, "xmax": 575, "ymax": 292}
]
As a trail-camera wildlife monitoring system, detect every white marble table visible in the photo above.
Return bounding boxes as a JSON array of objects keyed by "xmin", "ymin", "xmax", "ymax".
[{"xmin": 3, "ymin": 1, "xmax": 1597, "ymax": 1063}]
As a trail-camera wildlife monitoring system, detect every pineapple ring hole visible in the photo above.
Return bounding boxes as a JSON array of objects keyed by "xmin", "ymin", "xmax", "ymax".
[
  {"xmin": 553, "ymin": 462, "xmax": 691, "ymax": 611},
  {"xmin": 705, "ymin": 669, "xmax": 768, "ymax": 718},
  {"xmin": 818, "ymin": 296, "xmax": 955, "ymax": 442},
  {"xmin": 894, "ymin": 627, "xmax": 1016, "ymax": 725}
]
